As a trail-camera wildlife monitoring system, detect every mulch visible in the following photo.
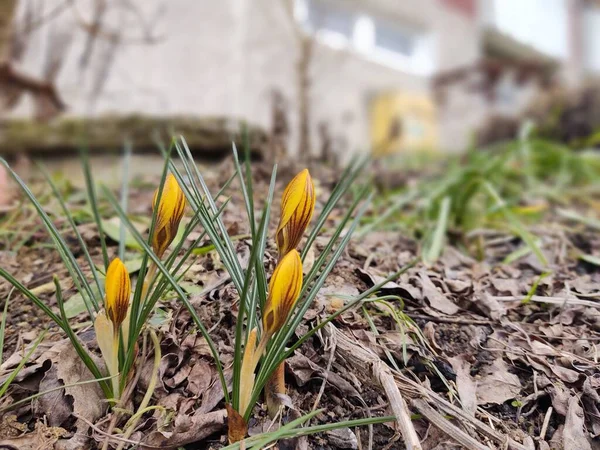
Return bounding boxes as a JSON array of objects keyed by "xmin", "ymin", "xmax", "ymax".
[{"xmin": 0, "ymin": 158, "xmax": 598, "ymax": 450}]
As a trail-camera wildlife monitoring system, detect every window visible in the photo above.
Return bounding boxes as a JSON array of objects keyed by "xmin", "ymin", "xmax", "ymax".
[
  {"xmin": 296, "ymin": 0, "xmax": 434, "ymax": 75},
  {"xmin": 308, "ymin": 1, "xmax": 353, "ymax": 37},
  {"xmin": 375, "ymin": 21, "xmax": 416, "ymax": 58}
]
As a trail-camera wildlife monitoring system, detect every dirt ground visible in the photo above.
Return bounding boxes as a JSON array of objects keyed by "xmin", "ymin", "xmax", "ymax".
[{"xmin": 0, "ymin": 156, "xmax": 599, "ymax": 450}]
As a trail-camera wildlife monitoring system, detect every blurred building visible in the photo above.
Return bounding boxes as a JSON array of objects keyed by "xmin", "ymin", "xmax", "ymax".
[{"xmin": 1, "ymin": 0, "xmax": 599, "ymax": 158}]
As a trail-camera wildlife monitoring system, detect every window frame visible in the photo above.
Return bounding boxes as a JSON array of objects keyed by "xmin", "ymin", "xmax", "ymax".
[{"xmin": 296, "ymin": 0, "xmax": 435, "ymax": 76}]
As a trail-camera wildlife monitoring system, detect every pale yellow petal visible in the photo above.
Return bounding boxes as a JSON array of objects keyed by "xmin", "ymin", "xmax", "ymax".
[
  {"xmin": 94, "ymin": 311, "xmax": 117, "ymax": 377},
  {"xmin": 239, "ymin": 328, "xmax": 257, "ymax": 415}
]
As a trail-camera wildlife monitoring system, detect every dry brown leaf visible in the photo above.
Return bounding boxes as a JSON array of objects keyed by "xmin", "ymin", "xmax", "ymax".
[
  {"xmin": 31, "ymin": 341, "xmax": 104, "ymax": 450},
  {"xmin": 448, "ymin": 355, "xmax": 477, "ymax": 417},
  {"xmin": 418, "ymin": 272, "xmax": 459, "ymax": 315},
  {"xmin": 491, "ymin": 278, "xmax": 523, "ymax": 297},
  {"xmin": 141, "ymin": 409, "xmax": 227, "ymax": 449},
  {"xmin": 325, "ymin": 427, "xmax": 358, "ymax": 449},
  {"xmin": 35, "ymin": 365, "xmax": 72, "ymax": 427},
  {"xmin": 563, "ymin": 396, "xmax": 592, "ymax": 450},
  {"xmin": 356, "ymin": 267, "xmax": 418, "ymax": 300},
  {"xmin": 473, "ymin": 290, "xmax": 506, "ymax": 320},
  {"xmin": 287, "ymin": 353, "xmax": 362, "ymax": 399},
  {"xmin": 0, "ymin": 422, "xmax": 66, "ymax": 450},
  {"xmin": 187, "ymin": 359, "xmax": 214, "ymax": 397},
  {"xmin": 476, "ymin": 359, "xmax": 521, "ymax": 405}
]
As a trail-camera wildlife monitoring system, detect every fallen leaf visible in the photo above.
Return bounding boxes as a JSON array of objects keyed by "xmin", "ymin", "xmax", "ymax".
[
  {"xmin": 563, "ymin": 396, "xmax": 592, "ymax": 450},
  {"xmin": 187, "ymin": 359, "xmax": 213, "ymax": 397},
  {"xmin": 0, "ymin": 422, "xmax": 66, "ymax": 450},
  {"xmin": 418, "ymin": 272, "xmax": 459, "ymax": 315},
  {"xmin": 141, "ymin": 409, "xmax": 226, "ymax": 449},
  {"xmin": 449, "ymin": 355, "xmax": 477, "ymax": 416},
  {"xmin": 325, "ymin": 427, "xmax": 358, "ymax": 449},
  {"xmin": 476, "ymin": 359, "xmax": 521, "ymax": 405},
  {"xmin": 35, "ymin": 365, "xmax": 72, "ymax": 427}
]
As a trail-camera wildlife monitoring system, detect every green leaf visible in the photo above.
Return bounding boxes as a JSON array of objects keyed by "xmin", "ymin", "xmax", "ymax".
[
  {"xmin": 558, "ymin": 208, "xmax": 600, "ymax": 230},
  {"xmin": 522, "ymin": 271, "xmax": 551, "ymax": 304},
  {"xmin": 102, "ymin": 217, "xmax": 147, "ymax": 250},
  {"xmin": 0, "ymin": 290, "xmax": 12, "ymax": 364},
  {"xmin": 423, "ymin": 196, "xmax": 451, "ymax": 265},
  {"xmin": 63, "ymin": 286, "xmax": 101, "ymax": 319},
  {"xmin": 0, "ymin": 329, "xmax": 47, "ymax": 398},
  {"xmin": 101, "ymin": 184, "xmax": 231, "ymax": 404},
  {"xmin": 579, "ymin": 254, "xmax": 600, "ymax": 266},
  {"xmin": 179, "ymin": 281, "xmax": 205, "ymax": 294}
]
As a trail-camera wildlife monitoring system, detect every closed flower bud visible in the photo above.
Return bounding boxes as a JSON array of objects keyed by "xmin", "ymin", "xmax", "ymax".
[
  {"xmin": 152, "ymin": 173, "xmax": 186, "ymax": 258},
  {"xmin": 262, "ymin": 250, "xmax": 303, "ymax": 336},
  {"xmin": 276, "ymin": 169, "xmax": 315, "ymax": 257},
  {"xmin": 105, "ymin": 258, "xmax": 131, "ymax": 329}
]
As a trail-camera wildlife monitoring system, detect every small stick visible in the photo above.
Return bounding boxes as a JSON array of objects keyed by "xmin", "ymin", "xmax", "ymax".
[
  {"xmin": 408, "ymin": 314, "xmax": 492, "ymax": 326},
  {"xmin": 412, "ymin": 398, "xmax": 490, "ymax": 450},
  {"xmin": 311, "ymin": 336, "xmax": 336, "ymax": 412},
  {"xmin": 540, "ymin": 407, "xmax": 552, "ymax": 440},
  {"xmin": 73, "ymin": 414, "xmax": 162, "ymax": 449},
  {"xmin": 493, "ymin": 295, "xmax": 600, "ymax": 308},
  {"xmin": 323, "ymin": 323, "xmax": 423, "ymax": 450}
]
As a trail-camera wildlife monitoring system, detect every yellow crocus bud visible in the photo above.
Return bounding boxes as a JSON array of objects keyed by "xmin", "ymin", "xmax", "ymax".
[
  {"xmin": 262, "ymin": 250, "xmax": 303, "ymax": 336},
  {"xmin": 152, "ymin": 173, "xmax": 186, "ymax": 258},
  {"xmin": 105, "ymin": 258, "xmax": 131, "ymax": 330},
  {"xmin": 276, "ymin": 169, "xmax": 315, "ymax": 257}
]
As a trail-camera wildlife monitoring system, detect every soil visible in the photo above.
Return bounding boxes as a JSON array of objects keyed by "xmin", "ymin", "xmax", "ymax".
[{"xmin": 0, "ymin": 156, "xmax": 599, "ymax": 450}]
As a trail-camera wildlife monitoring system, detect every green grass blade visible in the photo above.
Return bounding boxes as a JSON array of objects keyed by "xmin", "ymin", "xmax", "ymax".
[
  {"xmin": 247, "ymin": 166, "xmax": 277, "ymax": 326},
  {"xmin": 38, "ymin": 163, "xmax": 102, "ymax": 311},
  {"xmin": 54, "ymin": 277, "xmax": 111, "ymax": 398},
  {"xmin": 301, "ymin": 156, "xmax": 367, "ymax": 260},
  {"xmin": 232, "ymin": 142, "xmax": 255, "ymax": 236},
  {"xmin": 170, "ymin": 140, "xmax": 245, "ymax": 292},
  {"xmin": 0, "ymin": 329, "xmax": 47, "ymax": 398},
  {"xmin": 178, "ymin": 138, "xmax": 246, "ymax": 284},
  {"xmin": 222, "ymin": 411, "xmax": 395, "ymax": 450},
  {"xmin": 282, "ymin": 262, "xmax": 416, "ymax": 364},
  {"xmin": 422, "ymin": 196, "xmax": 451, "ymax": 265},
  {"xmin": 253, "ymin": 188, "xmax": 374, "ymax": 407},
  {"xmin": 101, "ymin": 186, "xmax": 230, "ymax": 403},
  {"xmin": 0, "ymin": 288, "xmax": 13, "ymax": 364},
  {"xmin": 234, "ymin": 167, "xmax": 277, "ymax": 416},
  {"xmin": 0, "ymin": 158, "xmax": 97, "ymax": 316},
  {"xmin": 557, "ymin": 208, "xmax": 600, "ymax": 230},
  {"xmin": 80, "ymin": 148, "xmax": 109, "ymax": 270},
  {"xmin": 0, "ymin": 374, "xmax": 114, "ymax": 413},
  {"xmin": 119, "ymin": 142, "xmax": 132, "ymax": 260},
  {"xmin": 0, "ymin": 268, "xmax": 65, "ymax": 329},
  {"xmin": 484, "ymin": 181, "xmax": 547, "ymax": 266}
]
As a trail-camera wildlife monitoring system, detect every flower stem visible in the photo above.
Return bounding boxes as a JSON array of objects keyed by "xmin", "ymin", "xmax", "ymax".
[
  {"xmin": 115, "ymin": 329, "xmax": 161, "ymax": 450},
  {"xmin": 110, "ymin": 329, "xmax": 120, "ymax": 402}
]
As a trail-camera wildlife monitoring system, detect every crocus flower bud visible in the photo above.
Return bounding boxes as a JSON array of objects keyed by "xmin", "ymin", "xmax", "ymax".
[
  {"xmin": 262, "ymin": 250, "xmax": 303, "ymax": 336},
  {"xmin": 276, "ymin": 169, "xmax": 315, "ymax": 257},
  {"xmin": 105, "ymin": 258, "xmax": 131, "ymax": 329},
  {"xmin": 152, "ymin": 173, "xmax": 186, "ymax": 258}
]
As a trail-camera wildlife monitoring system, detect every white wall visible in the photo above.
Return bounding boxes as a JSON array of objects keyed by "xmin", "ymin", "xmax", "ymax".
[
  {"xmin": 583, "ymin": 6, "xmax": 600, "ymax": 74},
  {"xmin": 8, "ymin": 0, "xmax": 481, "ymax": 156}
]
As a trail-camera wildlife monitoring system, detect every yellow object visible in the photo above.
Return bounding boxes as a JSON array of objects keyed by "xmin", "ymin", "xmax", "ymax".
[
  {"xmin": 152, "ymin": 173, "xmax": 186, "ymax": 258},
  {"xmin": 262, "ymin": 250, "xmax": 303, "ymax": 336},
  {"xmin": 94, "ymin": 311, "xmax": 120, "ymax": 399},
  {"xmin": 239, "ymin": 328, "xmax": 258, "ymax": 416},
  {"xmin": 276, "ymin": 169, "xmax": 315, "ymax": 257},
  {"xmin": 105, "ymin": 258, "xmax": 131, "ymax": 329},
  {"xmin": 370, "ymin": 91, "xmax": 438, "ymax": 156}
]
